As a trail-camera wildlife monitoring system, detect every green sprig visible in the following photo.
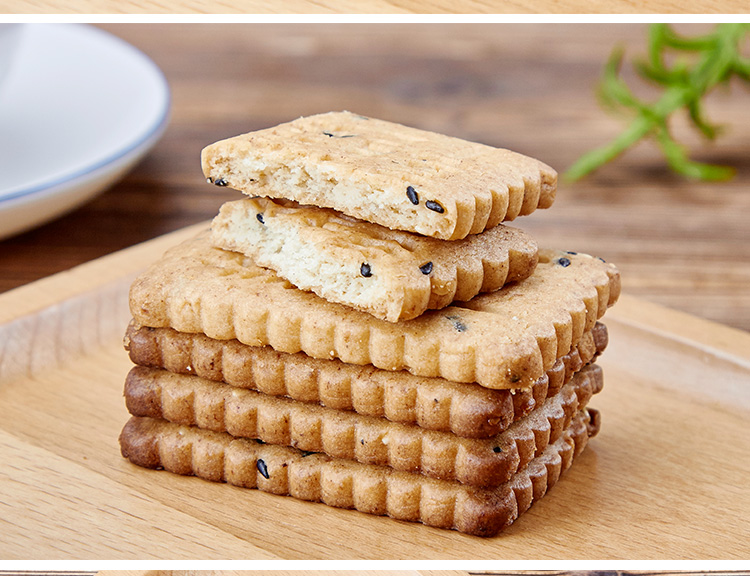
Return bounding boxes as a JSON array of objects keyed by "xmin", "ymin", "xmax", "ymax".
[{"xmin": 565, "ymin": 23, "xmax": 750, "ymax": 182}]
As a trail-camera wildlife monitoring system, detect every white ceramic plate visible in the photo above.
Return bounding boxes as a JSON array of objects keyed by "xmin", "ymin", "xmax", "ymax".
[{"xmin": 0, "ymin": 24, "xmax": 170, "ymax": 240}]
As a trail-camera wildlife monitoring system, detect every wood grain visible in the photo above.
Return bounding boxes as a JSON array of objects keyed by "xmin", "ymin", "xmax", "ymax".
[
  {"xmin": 0, "ymin": 225, "xmax": 749, "ymax": 559},
  {"xmin": 0, "ymin": 0, "xmax": 746, "ymax": 13},
  {"xmin": 1, "ymin": 24, "xmax": 749, "ymax": 335},
  {"xmin": 0, "ymin": 430, "xmax": 275, "ymax": 559}
]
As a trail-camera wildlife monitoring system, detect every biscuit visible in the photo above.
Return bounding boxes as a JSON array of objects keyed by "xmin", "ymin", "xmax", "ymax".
[
  {"xmin": 124, "ymin": 363, "xmax": 602, "ymax": 487},
  {"xmin": 125, "ymin": 321, "xmax": 607, "ymax": 439},
  {"xmin": 210, "ymin": 197, "xmax": 539, "ymax": 322},
  {"xmin": 200, "ymin": 111, "xmax": 557, "ymax": 240},
  {"xmin": 119, "ymin": 408, "xmax": 595, "ymax": 537},
  {"xmin": 129, "ymin": 233, "xmax": 620, "ymax": 389}
]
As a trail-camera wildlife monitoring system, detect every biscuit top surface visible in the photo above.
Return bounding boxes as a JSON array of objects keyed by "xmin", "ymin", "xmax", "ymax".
[
  {"xmin": 129, "ymin": 232, "xmax": 619, "ymax": 389},
  {"xmin": 201, "ymin": 111, "xmax": 557, "ymax": 240}
]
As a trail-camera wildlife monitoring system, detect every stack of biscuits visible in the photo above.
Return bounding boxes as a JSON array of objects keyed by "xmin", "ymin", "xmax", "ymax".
[{"xmin": 119, "ymin": 111, "xmax": 620, "ymax": 537}]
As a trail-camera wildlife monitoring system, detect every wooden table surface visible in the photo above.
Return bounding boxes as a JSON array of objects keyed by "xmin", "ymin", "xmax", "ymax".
[
  {"xmin": 1, "ymin": 0, "xmax": 748, "ymax": 14},
  {"xmin": 1, "ymin": 23, "xmax": 749, "ymax": 334}
]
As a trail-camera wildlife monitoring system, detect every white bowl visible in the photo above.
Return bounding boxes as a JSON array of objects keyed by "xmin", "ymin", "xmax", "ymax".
[
  {"xmin": 0, "ymin": 24, "xmax": 170, "ymax": 240},
  {"xmin": 0, "ymin": 24, "xmax": 24, "ymax": 92}
]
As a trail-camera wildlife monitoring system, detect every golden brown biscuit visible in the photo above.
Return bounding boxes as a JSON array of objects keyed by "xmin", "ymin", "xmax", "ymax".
[
  {"xmin": 125, "ymin": 321, "xmax": 607, "ymax": 438},
  {"xmin": 119, "ymin": 408, "xmax": 595, "ymax": 536},
  {"xmin": 211, "ymin": 197, "xmax": 538, "ymax": 322},
  {"xmin": 129, "ymin": 232, "xmax": 620, "ymax": 389},
  {"xmin": 124, "ymin": 363, "xmax": 602, "ymax": 487},
  {"xmin": 201, "ymin": 111, "xmax": 556, "ymax": 241}
]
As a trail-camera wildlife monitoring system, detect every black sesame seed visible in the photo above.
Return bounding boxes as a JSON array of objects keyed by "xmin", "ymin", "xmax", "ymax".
[
  {"xmin": 256, "ymin": 213, "xmax": 265, "ymax": 224},
  {"xmin": 254, "ymin": 438, "xmax": 266, "ymax": 445},
  {"xmin": 213, "ymin": 177, "xmax": 228, "ymax": 187},
  {"xmin": 425, "ymin": 200, "xmax": 445, "ymax": 214},
  {"xmin": 256, "ymin": 458, "xmax": 269, "ymax": 479},
  {"xmin": 598, "ymin": 257, "xmax": 607, "ymax": 263},
  {"xmin": 419, "ymin": 261, "xmax": 433, "ymax": 275},
  {"xmin": 446, "ymin": 315, "xmax": 467, "ymax": 333},
  {"xmin": 360, "ymin": 439, "xmax": 365, "ymax": 445},
  {"xmin": 558, "ymin": 257, "xmax": 571, "ymax": 267},
  {"xmin": 493, "ymin": 446, "xmax": 502, "ymax": 453},
  {"xmin": 301, "ymin": 451, "xmax": 314, "ymax": 457},
  {"xmin": 360, "ymin": 263, "xmax": 372, "ymax": 277},
  {"xmin": 406, "ymin": 185, "xmax": 419, "ymax": 205},
  {"xmin": 323, "ymin": 131, "xmax": 355, "ymax": 138},
  {"xmin": 566, "ymin": 251, "xmax": 578, "ymax": 255},
  {"xmin": 206, "ymin": 177, "xmax": 213, "ymax": 184}
]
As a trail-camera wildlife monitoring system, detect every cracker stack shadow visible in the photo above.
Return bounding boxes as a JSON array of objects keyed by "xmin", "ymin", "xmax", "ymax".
[{"xmin": 119, "ymin": 111, "xmax": 621, "ymax": 537}]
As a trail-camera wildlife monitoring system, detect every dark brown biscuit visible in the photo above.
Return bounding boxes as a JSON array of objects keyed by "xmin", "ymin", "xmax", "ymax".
[
  {"xmin": 119, "ymin": 408, "xmax": 594, "ymax": 537},
  {"xmin": 124, "ymin": 363, "xmax": 602, "ymax": 487},
  {"xmin": 125, "ymin": 321, "xmax": 608, "ymax": 439}
]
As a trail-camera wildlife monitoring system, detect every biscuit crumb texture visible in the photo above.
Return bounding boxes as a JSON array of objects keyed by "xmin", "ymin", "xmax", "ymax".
[
  {"xmin": 201, "ymin": 112, "xmax": 557, "ymax": 240},
  {"xmin": 211, "ymin": 197, "xmax": 539, "ymax": 322}
]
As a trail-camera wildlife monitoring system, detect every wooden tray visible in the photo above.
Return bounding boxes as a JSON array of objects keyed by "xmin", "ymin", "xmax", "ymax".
[{"xmin": 1, "ymin": 224, "xmax": 749, "ymax": 559}]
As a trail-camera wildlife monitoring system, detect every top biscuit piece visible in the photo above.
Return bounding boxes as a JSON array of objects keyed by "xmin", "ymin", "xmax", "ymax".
[{"xmin": 201, "ymin": 111, "xmax": 557, "ymax": 240}]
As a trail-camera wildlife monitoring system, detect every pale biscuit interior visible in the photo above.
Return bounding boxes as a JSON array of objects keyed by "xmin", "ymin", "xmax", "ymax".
[{"xmin": 211, "ymin": 197, "xmax": 538, "ymax": 322}]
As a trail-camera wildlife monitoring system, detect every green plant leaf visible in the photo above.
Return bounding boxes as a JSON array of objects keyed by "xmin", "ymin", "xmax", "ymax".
[{"xmin": 564, "ymin": 24, "xmax": 749, "ymax": 182}]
